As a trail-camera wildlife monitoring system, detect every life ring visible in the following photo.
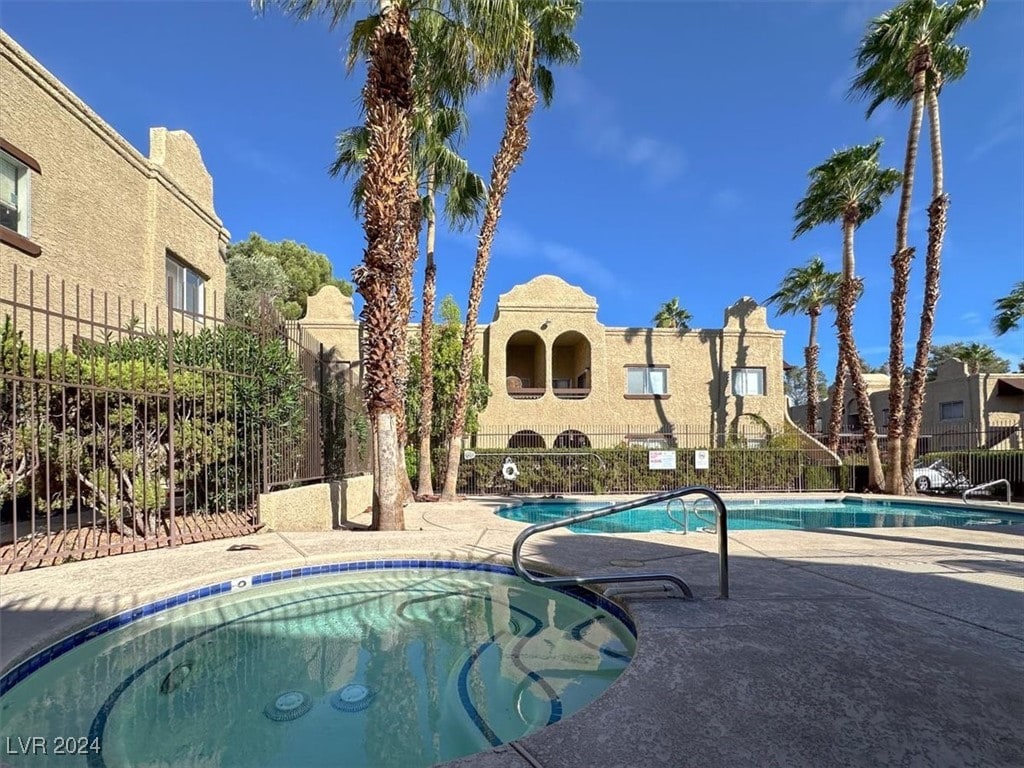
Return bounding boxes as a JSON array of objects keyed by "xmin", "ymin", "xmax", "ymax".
[{"xmin": 502, "ymin": 458, "xmax": 520, "ymax": 481}]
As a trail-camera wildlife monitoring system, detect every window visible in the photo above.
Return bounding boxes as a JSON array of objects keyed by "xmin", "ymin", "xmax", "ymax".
[
  {"xmin": 627, "ymin": 366, "xmax": 667, "ymax": 395},
  {"xmin": 732, "ymin": 367, "xmax": 765, "ymax": 396},
  {"xmin": 0, "ymin": 152, "xmax": 30, "ymax": 236},
  {"xmin": 881, "ymin": 408, "xmax": 889, "ymax": 427},
  {"xmin": 553, "ymin": 378, "xmax": 571, "ymax": 389},
  {"xmin": 165, "ymin": 252, "xmax": 205, "ymax": 316},
  {"xmin": 939, "ymin": 401, "xmax": 964, "ymax": 421}
]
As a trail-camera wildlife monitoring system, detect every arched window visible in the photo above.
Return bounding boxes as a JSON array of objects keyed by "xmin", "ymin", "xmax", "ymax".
[
  {"xmin": 505, "ymin": 331, "xmax": 546, "ymax": 399},
  {"xmin": 554, "ymin": 429, "xmax": 591, "ymax": 449},
  {"xmin": 507, "ymin": 430, "xmax": 545, "ymax": 449},
  {"xmin": 551, "ymin": 330, "xmax": 592, "ymax": 399}
]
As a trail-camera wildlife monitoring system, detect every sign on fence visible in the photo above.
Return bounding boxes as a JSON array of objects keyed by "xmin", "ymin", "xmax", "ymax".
[
  {"xmin": 694, "ymin": 449, "xmax": 709, "ymax": 470},
  {"xmin": 649, "ymin": 450, "xmax": 677, "ymax": 470}
]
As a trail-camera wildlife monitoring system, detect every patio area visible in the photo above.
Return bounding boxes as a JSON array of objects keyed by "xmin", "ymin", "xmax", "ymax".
[{"xmin": 2, "ymin": 495, "xmax": 1022, "ymax": 767}]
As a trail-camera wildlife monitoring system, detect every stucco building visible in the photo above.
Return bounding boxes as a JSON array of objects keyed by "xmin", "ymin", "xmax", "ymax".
[
  {"xmin": 300, "ymin": 275, "xmax": 790, "ymax": 449},
  {"xmin": 790, "ymin": 359, "xmax": 1024, "ymax": 450},
  {"xmin": 0, "ymin": 31, "xmax": 229, "ymax": 319}
]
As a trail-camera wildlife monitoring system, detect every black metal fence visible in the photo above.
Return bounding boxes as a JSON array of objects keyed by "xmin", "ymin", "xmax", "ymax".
[
  {"xmin": 458, "ymin": 425, "xmax": 842, "ymax": 495},
  {"xmin": 1, "ymin": 266, "xmax": 369, "ymax": 572}
]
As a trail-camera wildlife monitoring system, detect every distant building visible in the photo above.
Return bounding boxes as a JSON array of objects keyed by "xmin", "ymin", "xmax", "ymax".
[
  {"xmin": 0, "ymin": 31, "xmax": 229, "ymax": 318},
  {"xmin": 790, "ymin": 359, "xmax": 1024, "ymax": 450},
  {"xmin": 300, "ymin": 274, "xmax": 791, "ymax": 448}
]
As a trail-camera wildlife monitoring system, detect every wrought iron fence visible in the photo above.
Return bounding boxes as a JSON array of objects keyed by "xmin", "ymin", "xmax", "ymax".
[
  {"xmin": 457, "ymin": 425, "xmax": 842, "ymax": 495},
  {"xmin": 1, "ymin": 266, "xmax": 369, "ymax": 572}
]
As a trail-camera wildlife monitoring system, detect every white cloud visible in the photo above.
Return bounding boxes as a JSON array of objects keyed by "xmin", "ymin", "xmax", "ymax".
[
  {"xmin": 557, "ymin": 70, "xmax": 686, "ymax": 188},
  {"xmin": 494, "ymin": 222, "xmax": 625, "ymax": 295}
]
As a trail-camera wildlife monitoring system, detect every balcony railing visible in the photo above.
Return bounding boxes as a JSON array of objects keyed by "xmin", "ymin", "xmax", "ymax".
[
  {"xmin": 508, "ymin": 387, "xmax": 546, "ymax": 400},
  {"xmin": 553, "ymin": 387, "xmax": 591, "ymax": 400}
]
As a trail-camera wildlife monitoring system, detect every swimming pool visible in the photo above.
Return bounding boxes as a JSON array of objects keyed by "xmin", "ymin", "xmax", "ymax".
[
  {"xmin": 497, "ymin": 497, "xmax": 1024, "ymax": 534},
  {"xmin": 0, "ymin": 562, "xmax": 634, "ymax": 768}
]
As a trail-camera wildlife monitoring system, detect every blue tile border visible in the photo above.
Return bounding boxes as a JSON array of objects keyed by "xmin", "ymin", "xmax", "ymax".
[{"xmin": 0, "ymin": 560, "xmax": 634, "ymax": 697}]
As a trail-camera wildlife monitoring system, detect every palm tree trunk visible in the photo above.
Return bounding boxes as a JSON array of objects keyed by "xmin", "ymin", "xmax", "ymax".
[
  {"xmin": 416, "ymin": 171, "xmax": 438, "ymax": 497},
  {"xmin": 351, "ymin": 1, "xmax": 415, "ymax": 531},
  {"xmin": 901, "ymin": 84, "xmax": 948, "ymax": 492},
  {"xmin": 394, "ymin": 195, "xmax": 421, "ymax": 504},
  {"xmin": 839, "ymin": 216, "xmax": 885, "ymax": 491},
  {"xmin": 805, "ymin": 310, "xmax": 820, "ymax": 434},
  {"xmin": 439, "ymin": 69, "xmax": 538, "ymax": 501},
  {"xmin": 827, "ymin": 353, "xmax": 846, "ymax": 454},
  {"xmin": 886, "ymin": 51, "xmax": 929, "ymax": 495}
]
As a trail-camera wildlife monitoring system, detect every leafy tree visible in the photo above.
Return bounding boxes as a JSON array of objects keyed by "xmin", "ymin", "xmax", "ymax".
[
  {"xmin": 851, "ymin": 0, "xmax": 986, "ymax": 494},
  {"xmin": 766, "ymin": 256, "xmax": 841, "ymax": 433},
  {"xmin": 225, "ymin": 233, "xmax": 352, "ymax": 321},
  {"xmin": 793, "ymin": 140, "xmax": 901, "ymax": 489},
  {"xmin": 784, "ymin": 367, "xmax": 828, "ymax": 408},
  {"xmin": 652, "ymin": 298, "xmax": 693, "ymax": 330},
  {"xmin": 992, "ymin": 281, "xmax": 1024, "ymax": 336},
  {"xmin": 403, "ymin": 296, "xmax": 490, "ymax": 487},
  {"xmin": 928, "ymin": 342, "xmax": 1010, "ymax": 377},
  {"xmin": 440, "ymin": 0, "xmax": 583, "ymax": 501}
]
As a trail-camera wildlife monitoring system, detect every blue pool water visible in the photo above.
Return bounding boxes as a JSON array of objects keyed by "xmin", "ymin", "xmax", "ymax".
[
  {"xmin": 497, "ymin": 498, "xmax": 1024, "ymax": 534},
  {"xmin": 0, "ymin": 564, "xmax": 634, "ymax": 768}
]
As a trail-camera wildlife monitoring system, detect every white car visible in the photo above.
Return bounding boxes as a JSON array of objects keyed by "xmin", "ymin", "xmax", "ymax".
[{"xmin": 912, "ymin": 460, "xmax": 971, "ymax": 492}]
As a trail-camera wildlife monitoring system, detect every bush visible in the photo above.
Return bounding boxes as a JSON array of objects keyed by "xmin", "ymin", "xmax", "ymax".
[
  {"xmin": 0, "ymin": 317, "xmax": 307, "ymax": 531},
  {"xmin": 457, "ymin": 446, "xmax": 837, "ymax": 494}
]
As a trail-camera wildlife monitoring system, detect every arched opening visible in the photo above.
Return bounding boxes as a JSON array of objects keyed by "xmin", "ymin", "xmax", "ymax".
[
  {"xmin": 505, "ymin": 331, "xmax": 546, "ymax": 399},
  {"xmin": 731, "ymin": 413, "xmax": 772, "ymax": 448},
  {"xmin": 551, "ymin": 330, "xmax": 591, "ymax": 399},
  {"xmin": 507, "ymin": 430, "xmax": 545, "ymax": 449},
  {"xmin": 554, "ymin": 429, "xmax": 591, "ymax": 449}
]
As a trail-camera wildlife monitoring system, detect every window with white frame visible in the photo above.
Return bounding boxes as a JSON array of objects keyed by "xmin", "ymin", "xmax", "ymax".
[
  {"xmin": 0, "ymin": 152, "xmax": 31, "ymax": 236},
  {"xmin": 731, "ymin": 367, "xmax": 765, "ymax": 396},
  {"xmin": 165, "ymin": 252, "xmax": 205, "ymax": 316},
  {"xmin": 626, "ymin": 366, "xmax": 668, "ymax": 395},
  {"xmin": 939, "ymin": 400, "xmax": 964, "ymax": 421}
]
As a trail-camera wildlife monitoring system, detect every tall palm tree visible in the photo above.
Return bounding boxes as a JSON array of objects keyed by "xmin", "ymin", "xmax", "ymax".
[
  {"xmin": 255, "ymin": 0, "xmax": 419, "ymax": 530},
  {"xmin": 652, "ymin": 298, "xmax": 693, "ymax": 331},
  {"xmin": 439, "ymin": 0, "xmax": 582, "ymax": 501},
  {"xmin": 256, "ymin": 0, "xmax": 515, "ymax": 526},
  {"xmin": 794, "ymin": 140, "xmax": 902, "ymax": 491},
  {"xmin": 992, "ymin": 281, "xmax": 1024, "ymax": 337},
  {"xmin": 330, "ymin": 112, "xmax": 486, "ymax": 500},
  {"xmin": 851, "ymin": 0, "xmax": 986, "ymax": 493},
  {"xmin": 766, "ymin": 257, "xmax": 842, "ymax": 435}
]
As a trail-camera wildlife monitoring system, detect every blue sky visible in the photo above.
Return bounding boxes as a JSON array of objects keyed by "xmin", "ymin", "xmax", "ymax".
[{"xmin": 3, "ymin": 0, "xmax": 1022, "ymax": 374}]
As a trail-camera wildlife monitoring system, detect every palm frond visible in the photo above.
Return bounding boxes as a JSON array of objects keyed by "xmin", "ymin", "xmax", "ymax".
[{"xmin": 250, "ymin": 0, "xmax": 359, "ymax": 29}]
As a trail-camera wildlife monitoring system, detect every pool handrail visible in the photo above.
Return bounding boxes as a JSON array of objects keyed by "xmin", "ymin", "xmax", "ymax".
[
  {"xmin": 511, "ymin": 486, "xmax": 729, "ymax": 600},
  {"xmin": 961, "ymin": 478, "xmax": 1011, "ymax": 505}
]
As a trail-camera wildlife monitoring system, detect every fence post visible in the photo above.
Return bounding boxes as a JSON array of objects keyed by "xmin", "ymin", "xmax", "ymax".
[{"xmin": 166, "ymin": 277, "xmax": 176, "ymax": 548}]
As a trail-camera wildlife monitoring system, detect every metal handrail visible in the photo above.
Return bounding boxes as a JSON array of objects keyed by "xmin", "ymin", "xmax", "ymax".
[
  {"xmin": 511, "ymin": 486, "xmax": 729, "ymax": 600},
  {"xmin": 962, "ymin": 478, "xmax": 1012, "ymax": 505}
]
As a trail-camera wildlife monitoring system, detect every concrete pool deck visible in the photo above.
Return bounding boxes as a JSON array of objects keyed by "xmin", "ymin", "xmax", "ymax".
[{"xmin": 1, "ymin": 494, "xmax": 1022, "ymax": 767}]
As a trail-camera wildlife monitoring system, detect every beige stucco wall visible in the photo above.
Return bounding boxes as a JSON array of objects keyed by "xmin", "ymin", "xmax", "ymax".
[
  {"xmin": 258, "ymin": 476, "xmax": 373, "ymax": 531},
  {"xmin": 474, "ymin": 275, "xmax": 787, "ymax": 448},
  {"xmin": 0, "ymin": 32, "xmax": 228, "ymax": 319}
]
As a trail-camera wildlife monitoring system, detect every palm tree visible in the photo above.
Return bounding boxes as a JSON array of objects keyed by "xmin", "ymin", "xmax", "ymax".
[
  {"xmin": 851, "ymin": 0, "xmax": 986, "ymax": 494},
  {"xmin": 255, "ymin": 0, "xmax": 516, "ymax": 526},
  {"xmin": 953, "ymin": 342, "xmax": 1003, "ymax": 375},
  {"xmin": 794, "ymin": 140, "xmax": 902, "ymax": 491},
  {"xmin": 992, "ymin": 281, "xmax": 1024, "ymax": 337},
  {"xmin": 255, "ymin": 0, "xmax": 418, "ymax": 530},
  {"xmin": 653, "ymin": 298, "xmax": 693, "ymax": 331},
  {"xmin": 766, "ymin": 257, "xmax": 842, "ymax": 435},
  {"xmin": 439, "ymin": 0, "xmax": 582, "ymax": 501},
  {"xmin": 330, "ymin": 99, "xmax": 486, "ymax": 500}
]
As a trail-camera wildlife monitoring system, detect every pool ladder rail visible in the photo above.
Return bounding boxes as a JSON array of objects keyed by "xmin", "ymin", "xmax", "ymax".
[
  {"xmin": 962, "ymin": 478, "xmax": 1012, "ymax": 505},
  {"xmin": 511, "ymin": 486, "xmax": 729, "ymax": 600}
]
